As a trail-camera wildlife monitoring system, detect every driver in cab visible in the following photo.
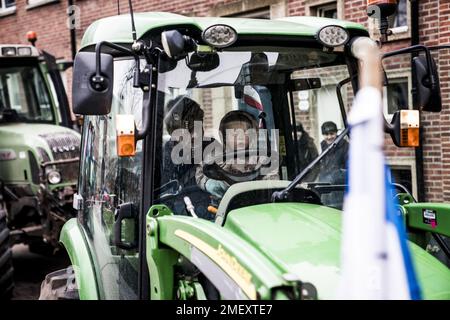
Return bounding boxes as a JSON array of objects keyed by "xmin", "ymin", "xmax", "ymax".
[{"xmin": 196, "ymin": 110, "xmax": 278, "ymax": 200}]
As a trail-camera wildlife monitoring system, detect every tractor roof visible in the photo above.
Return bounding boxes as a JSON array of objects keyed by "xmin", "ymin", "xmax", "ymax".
[
  {"xmin": 80, "ymin": 12, "xmax": 368, "ymax": 50},
  {"xmin": 0, "ymin": 44, "xmax": 39, "ymax": 58}
]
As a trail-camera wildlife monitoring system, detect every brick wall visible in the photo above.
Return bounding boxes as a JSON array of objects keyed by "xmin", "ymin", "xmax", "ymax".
[{"xmin": 1, "ymin": 0, "xmax": 448, "ymax": 201}]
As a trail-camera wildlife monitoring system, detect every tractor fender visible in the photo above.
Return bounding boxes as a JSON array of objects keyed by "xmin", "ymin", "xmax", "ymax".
[{"xmin": 59, "ymin": 218, "xmax": 99, "ymax": 300}]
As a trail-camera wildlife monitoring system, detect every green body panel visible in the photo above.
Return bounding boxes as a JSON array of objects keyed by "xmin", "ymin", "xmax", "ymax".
[
  {"xmin": 146, "ymin": 205, "xmax": 291, "ymax": 300},
  {"xmin": 59, "ymin": 218, "xmax": 99, "ymax": 300},
  {"xmin": 223, "ymin": 203, "xmax": 450, "ymax": 300},
  {"xmin": 146, "ymin": 206, "xmax": 179, "ymax": 300},
  {"xmin": 404, "ymin": 203, "xmax": 450, "ymax": 238},
  {"xmin": 80, "ymin": 12, "xmax": 367, "ymax": 50},
  {"xmin": 0, "ymin": 123, "xmax": 80, "ymax": 190}
]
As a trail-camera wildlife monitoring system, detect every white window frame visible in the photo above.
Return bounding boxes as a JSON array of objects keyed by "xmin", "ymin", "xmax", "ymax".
[
  {"xmin": 386, "ymin": 159, "xmax": 418, "ymax": 200},
  {"xmin": 316, "ymin": 3, "xmax": 338, "ymax": 18},
  {"xmin": 210, "ymin": 0, "xmax": 286, "ymax": 19},
  {"xmin": 0, "ymin": 0, "xmax": 16, "ymax": 17},
  {"xmin": 26, "ymin": 0, "xmax": 59, "ymax": 10},
  {"xmin": 228, "ymin": 7, "xmax": 271, "ymax": 19},
  {"xmin": 305, "ymin": 0, "xmax": 344, "ymax": 20},
  {"xmin": 382, "ymin": 69, "xmax": 412, "ymax": 120},
  {"xmin": 369, "ymin": 0, "xmax": 411, "ymax": 42}
]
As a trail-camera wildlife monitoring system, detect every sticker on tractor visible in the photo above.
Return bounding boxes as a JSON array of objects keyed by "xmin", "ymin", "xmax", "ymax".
[{"xmin": 422, "ymin": 209, "xmax": 437, "ymax": 228}]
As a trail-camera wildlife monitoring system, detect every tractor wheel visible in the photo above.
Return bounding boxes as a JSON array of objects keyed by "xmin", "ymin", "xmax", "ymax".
[
  {"xmin": 39, "ymin": 266, "xmax": 79, "ymax": 300},
  {"xmin": 0, "ymin": 201, "xmax": 14, "ymax": 300}
]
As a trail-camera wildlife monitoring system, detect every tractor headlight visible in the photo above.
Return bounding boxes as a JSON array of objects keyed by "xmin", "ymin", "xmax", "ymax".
[
  {"xmin": 202, "ymin": 24, "xmax": 238, "ymax": 48},
  {"xmin": 17, "ymin": 47, "xmax": 32, "ymax": 56},
  {"xmin": 1, "ymin": 47, "xmax": 16, "ymax": 56},
  {"xmin": 316, "ymin": 25, "xmax": 349, "ymax": 48},
  {"xmin": 47, "ymin": 170, "xmax": 61, "ymax": 184}
]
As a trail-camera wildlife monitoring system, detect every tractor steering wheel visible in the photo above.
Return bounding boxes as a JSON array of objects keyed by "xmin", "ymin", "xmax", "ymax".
[{"xmin": 202, "ymin": 148, "xmax": 275, "ymax": 185}]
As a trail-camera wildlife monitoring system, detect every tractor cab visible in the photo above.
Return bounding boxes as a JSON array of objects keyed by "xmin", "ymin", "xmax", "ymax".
[
  {"xmin": 0, "ymin": 37, "xmax": 81, "ymax": 299},
  {"xmin": 56, "ymin": 12, "xmax": 450, "ymax": 300}
]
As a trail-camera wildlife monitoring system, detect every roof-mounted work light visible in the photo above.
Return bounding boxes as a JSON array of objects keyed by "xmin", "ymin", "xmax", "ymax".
[{"xmin": 202, "ymin": 24, "xmax": 238, "ymax": 48}]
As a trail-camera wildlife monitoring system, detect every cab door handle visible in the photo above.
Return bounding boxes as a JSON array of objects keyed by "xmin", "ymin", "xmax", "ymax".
[{"xmin": 113, "ymin": 202, "xmax": 138, "ymax": 250}]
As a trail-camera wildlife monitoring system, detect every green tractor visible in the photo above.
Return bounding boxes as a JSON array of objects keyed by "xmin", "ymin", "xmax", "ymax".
[
  {"xmin": 0, "ymin": 40, "xmax": 80, "ymax": 299},
  {"xmin": 40, "ymin": 11, "xmax": 450, "ymax": 300}
]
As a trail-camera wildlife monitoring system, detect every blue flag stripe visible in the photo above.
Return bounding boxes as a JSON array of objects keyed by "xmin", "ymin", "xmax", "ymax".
[{"xmin": 384, "ymin": 165, "xmax": 422, "ymax": 300}]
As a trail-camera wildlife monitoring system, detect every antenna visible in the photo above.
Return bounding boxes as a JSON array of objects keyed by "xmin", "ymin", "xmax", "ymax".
[
  {"xmin": 128, "ymin": 0, "xmax": 137, "ymax": 42},
  {"xmin": 117, "ymin": 0, "xmax": 120, "ymax": 15}
]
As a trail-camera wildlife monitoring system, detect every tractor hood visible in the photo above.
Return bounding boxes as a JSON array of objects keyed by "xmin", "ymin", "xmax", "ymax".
[
  {"xmin": 0, "ymin": 123, "xmax": 80, "ymax": 185},
  {"xmin": 0, "ymin": 123, "xmax": 80, "ymax": 159},
  {"xmin": 223, "ymin": 202, "xmax": 450, "ymax": 299}
]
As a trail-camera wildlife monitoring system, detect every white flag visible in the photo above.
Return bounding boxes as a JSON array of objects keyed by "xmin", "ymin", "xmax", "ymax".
[{"xmin": 337, "ymin": 86, "xmax": 421, "ymax": 300}]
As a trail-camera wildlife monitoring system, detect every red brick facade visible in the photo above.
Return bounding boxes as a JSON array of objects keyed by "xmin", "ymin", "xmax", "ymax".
[{"xmin": 1, "ymin": 0, "xmax": 449, "ymax": 202}]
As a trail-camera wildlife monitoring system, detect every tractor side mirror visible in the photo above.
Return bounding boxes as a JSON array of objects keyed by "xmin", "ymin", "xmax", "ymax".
[
  {"xmin": 389, "ymin": 110, "xmax": 420, "ymax": 147},
  {"xmin": 159, "ymin": 53, "xmax": 178, "ymax": 73},
  {"xmin": 72, "ymin": 52, "xmax": 113, "ymax": 115},
  {"xmin": 161, "ymin": 30, "xmax": 196, "ymax": 60},
  {"xmin": 412, "ymin": 55, "xmax": 442, "ymax": 112},
  {"xmin": 187, "ymin": 52, "xmax": 219, "ymax": 72}
]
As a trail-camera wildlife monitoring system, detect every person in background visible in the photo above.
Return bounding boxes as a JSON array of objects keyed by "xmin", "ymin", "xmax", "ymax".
[
  {"xmin": 294, "ymin": 122, "xmax": 319, "ymax": 174},
  {"xmin": 318, "ymin": 121, "xmax": 349, "ymax": 184}
]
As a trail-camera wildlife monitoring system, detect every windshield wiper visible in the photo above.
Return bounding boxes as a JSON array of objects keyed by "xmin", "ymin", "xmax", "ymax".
[{"xmin": 271, "ymin": 127, "xmax": 349, "ymax": 202}]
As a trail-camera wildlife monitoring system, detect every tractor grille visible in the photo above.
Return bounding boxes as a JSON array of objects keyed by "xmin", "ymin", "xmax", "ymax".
[
  {"xmin": 39, "ymin": 133, "xmax": 80, "ymax": 161},
  {"xmin": 54, "ymin": 160, "xmax": 79, "ymax": 184},
  {"xmin": 40, "ymin": 132, "xmax": 80, "ymax": 185}
]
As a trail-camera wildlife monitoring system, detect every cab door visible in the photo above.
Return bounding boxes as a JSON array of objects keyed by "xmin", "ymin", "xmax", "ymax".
[{"xmin": 76, "ymin": 58, "xmax": 144, "ymax": 299}]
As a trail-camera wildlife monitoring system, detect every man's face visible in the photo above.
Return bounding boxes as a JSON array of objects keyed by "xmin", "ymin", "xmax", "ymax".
[
  {"xmin": 224, "ymin": 120, "xmax": 253, "ymax": 150},
  {"xmin": 323, "ymin": 131, "xmax": 337, "ymax": 145}
]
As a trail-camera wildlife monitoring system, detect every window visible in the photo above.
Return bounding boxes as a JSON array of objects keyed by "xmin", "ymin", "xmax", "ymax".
[
  {"xmin": 305, "ymin": 1, "xmax": 343, "ymax": 20},
  {"xmin": 26, "ymin": 0, "xmax": 59, "ymax": 10},
  {"xmin": 312, "ymin": 2, "xmax": 337, "ymax": 19},
  {"xmin": 210, "ymin": 0, "xmax": 286, "ymax": 19},
  {"xmin": 391, "ymin": 167, "xmax": 412, "ymax": 193},
  {"xmin": 387, "ymin": 161, "xmax": 417, "ymax": 199},
  {"xmin": 369, "ymin": 0, "xmax": 410, "ymax": 41},
  {"xmin": 381, "ymin": 52, "xmax": 412, "ymax": 118},
  {"xmin": 0, "ymin": 65, "xmax": 55, "ymax": 123},
  {"xmin": 226, "ymin": 7, "xmax": 270, "ymax": 19},
  {"xmin": 391, "ymin": 0, "xmax": 407, "ymax": 28},
  {"xmin": 1, "ymin": 0, "xmax": 15, "ymax": 8},
  {"xmin": 385, "ymin": 77, "xmax": 409, "ymax": 114},
  {"xmin": 0, "ymin": 0, "xmax": 16, "ymax": 16}
]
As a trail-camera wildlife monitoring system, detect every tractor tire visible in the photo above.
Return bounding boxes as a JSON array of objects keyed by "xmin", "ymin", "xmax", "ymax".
[
  {"xmin": 0, "ymin": 202, "xmax": 14, "ymax": 300},
  {"xmin": 39, "ymin": 266, "xmax": 79, "ymax": 300}
]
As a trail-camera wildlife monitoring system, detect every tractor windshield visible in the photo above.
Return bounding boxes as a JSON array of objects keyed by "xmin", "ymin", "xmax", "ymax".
[
  {"xmin": 0, "ymin": 64, "xmax": 54, "ymax": 123},
  {"xmin": 154, "ymin": 46, "xmax": 352, "ymax": 218}
]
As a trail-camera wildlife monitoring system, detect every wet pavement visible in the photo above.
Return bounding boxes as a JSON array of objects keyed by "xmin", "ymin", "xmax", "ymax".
[{"xmin": 11, "ymin": 244, "xmax": 70, "ymax": 300}]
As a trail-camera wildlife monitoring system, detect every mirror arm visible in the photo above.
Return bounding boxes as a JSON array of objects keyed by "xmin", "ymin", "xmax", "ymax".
[
  {"xmin": 93, "ymin": 41, "xmax": 160, "ymax": 140},
  {"xmin": 136, "ymin": 50, "xmax": 160, "ymax": 141},
  {"xmin": 429, "ymin": 44, "xmax": 450, "ymax": 51},
  {"xmin": 94, "ymin": 41, "xmax": 139, "ymax": 78},
  {"xmin": 336, "ymin": 77, "xmax": 353, "ymax": 127},
  {"xmin": 383, "ymin": 45, "xmax": 437, "ymax": 90}
]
